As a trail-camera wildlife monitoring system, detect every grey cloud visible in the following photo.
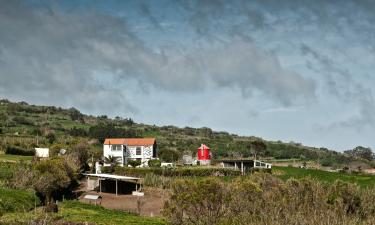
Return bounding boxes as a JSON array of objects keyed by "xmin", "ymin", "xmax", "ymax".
[
  {"xmin": 301, "ymin": 43, "xmax": 375, "ymax": 129},
  {"xmin": 0, "ymin": 0, "xmax": 315, "ymax": 113}
]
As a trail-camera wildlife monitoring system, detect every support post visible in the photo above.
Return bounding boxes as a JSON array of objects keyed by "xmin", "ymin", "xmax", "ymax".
[
  {"xmin": 241, "ymin": 162, "xmax": 244, "ymax": 175},
  {"xmin": 99, "ymin": 179, "xmax": 102, "ymax": 193},
  {"xmin": 116, "ymin": 179, "xmax": 118, "ymax": 196}
]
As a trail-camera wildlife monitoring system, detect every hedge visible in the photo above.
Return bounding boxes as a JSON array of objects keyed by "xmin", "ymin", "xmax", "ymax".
[
  {"xmin": 5, "ymin": 146, "xmax": 35, "ymax": 156},
  {"xmin": 109, "ymin": 167, "xmax": 242, "ymax": 177}
]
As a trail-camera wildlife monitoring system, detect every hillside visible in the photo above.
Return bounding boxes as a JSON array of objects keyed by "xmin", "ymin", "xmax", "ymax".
[{"xmin": 0, "ymin": 98, "xmax": 371, "ymax": 168}]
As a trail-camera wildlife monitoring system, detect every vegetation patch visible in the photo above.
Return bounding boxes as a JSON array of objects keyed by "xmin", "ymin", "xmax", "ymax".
[
  {"xmin": 0, "ymin": 154, "xmax": 33, "ymax": 162},
  {"xmin": 273, "ymin": 166, "xmax": 375, "ymax": 188},
  {"xmin": 5, "ymin": 146, "xmax": 35, "ymax": 156},
  {"xmin": 164, "ymin": 174, "xmax": 375, "ymax": 225},
  {"xmin": 112, "ymin": 167, "xmax": 241, "ymax": 177},
  {"xmin": 0, "ymin": 201, "xmax": 165, "ymax": 224},
  {"xmin": 0, "ymin": 188, "xmax": 39, "ymax": 215}
]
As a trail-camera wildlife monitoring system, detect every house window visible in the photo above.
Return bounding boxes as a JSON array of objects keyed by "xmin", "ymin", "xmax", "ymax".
[
  {"xmin": 111, "ymin": 145, "xmax": 122, "ymax": 151},
  {"xmin": 136, "ymin": 147, "xmax": 142, "ymax": 155}
]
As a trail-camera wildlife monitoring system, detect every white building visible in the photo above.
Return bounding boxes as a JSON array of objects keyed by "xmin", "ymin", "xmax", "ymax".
[
  {"xmin": 35, "ymin": 148, "xmax": 49, "ymax": 158},
  {"xmin": 103, "ymin": 138, "xmax": 157, "ymax": 167}
]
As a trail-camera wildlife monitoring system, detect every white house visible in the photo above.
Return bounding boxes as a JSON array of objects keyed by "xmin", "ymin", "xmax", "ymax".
[
  {"xmin": 103, "ymin": 138, "xmax": 157, "ymax": 167},
  {"xmin": 35, "ymin": 148, "xmax": 49, "ymax": 158}
]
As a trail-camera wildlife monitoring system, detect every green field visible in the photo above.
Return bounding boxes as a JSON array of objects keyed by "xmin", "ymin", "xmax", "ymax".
[
  {"xmin": 0, "ymin": 188, "xmax": 39, "ymax": 215},
  {"xmin": 0, "ymin": 154, "xmax": 33, "ymax": 162},
  {"xmin": 0, "ymin": 201, "xmax": 165, "ymax": 225},
  {"xmin": 273, "ymin": 166, "xmax": 375, "ymax": 188}
]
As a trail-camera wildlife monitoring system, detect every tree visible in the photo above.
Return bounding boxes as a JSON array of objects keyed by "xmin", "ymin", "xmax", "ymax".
[
  {"xmin": 46, "ymin": 132, "xmax": 56, "ymax": 144},
  {"xmin": 344, "ymin": 146, "xmax": 374, "ymax": 161},
  {"xmin": 32, "ymin": 159, "xmax": 74, "ymax": 204},
  {"xmin": 248, "ymin": 140, "xmax": 267, "ymax": 159},
  {"xmin": 68, "ymin": 107, "xmax": 84, "ymax": 122},
  {"xmin": 104, "ymin": 155, "xmax": 120, "ymax": 172},
  {"xmin": 70, "ymin": 143, "xmax": 90, "ymax": 170},
  {"xmin": 158, "ymin": 149, "xmax": 180, "ymax": 162}
]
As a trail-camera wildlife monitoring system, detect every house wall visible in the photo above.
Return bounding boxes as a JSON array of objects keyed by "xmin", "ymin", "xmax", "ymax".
[
  {"xmin": 103, "ymin": 144, "xmax": 125, "ymax": 166},
  {"xmin": 103, "ymin": 144, "xmax": 155, "ymax": 167},
  {"xmin": 125, "ymin": 145, "xmax": 154, "ymax": 167}
]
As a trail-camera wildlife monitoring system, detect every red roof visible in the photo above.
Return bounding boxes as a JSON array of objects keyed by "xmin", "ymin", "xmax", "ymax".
[
  {"xmin": 198, "ymin": 144, "xmax": 210, "ymax": 150},
  {"xmin": 104, "ymin": 138, "xmax": 156, "ymax": 146}
]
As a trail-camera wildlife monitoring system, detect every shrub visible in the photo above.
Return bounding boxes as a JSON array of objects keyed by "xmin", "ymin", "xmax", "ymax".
[
  {"xmin": 164, "ymin": 175, "xmax": 375, "ymax": 225},
  {"xmin": 148, "ymin": 159, "xmax": 161, "ymax": 167},
  {"xmin": 12, "ymin": 116, "xmax": 34, "ymax": 125},
  {"xmin": 114, "ymin": 167, "xmax": 241, "ymax": 177},
  {"xmin": 46, "ymin": 132, "xmax": 56, "ymax": 144},
  {"xmin": 5, "ymin": 146, "xmax": 35, "ymax": 156},
  {"xmin": 128, "ymin": 160, "xmax": 142, "ymax": 168}
]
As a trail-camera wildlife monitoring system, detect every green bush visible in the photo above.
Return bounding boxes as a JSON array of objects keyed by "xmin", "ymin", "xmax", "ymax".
[
  {"xmin": 5, "ymin": 146, "xmax": 35, "ymax": 156},
  {"xmin": 148, "ymin": 159, "xmax": 161, "ymax": 167},
  {"xmin": 128, "ymin": 160, "xmax": 141, "ymax": 168},
  {"xmin": 12, "ymin": 116, "xmax": 34, "ymax": 126}
]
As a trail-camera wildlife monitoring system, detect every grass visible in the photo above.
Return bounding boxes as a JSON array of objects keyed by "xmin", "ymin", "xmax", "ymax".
[
  {"xmin": 0, "ymin": 201, "xmax": 166, "ymax": 225},
  {"xmin": 0, "ymin": 162, "xmax": 17, "ymax": 181},
  {"xmin": 273, "ymin": 166, "xmax": 375, "ymax": 188},
  {"xmin": 0, "ymin": 153, "xmax": 33, "ymax": 162},
  {"xmin": 0, "ymin": 188, "xmax": 39, "ymax": 214}
]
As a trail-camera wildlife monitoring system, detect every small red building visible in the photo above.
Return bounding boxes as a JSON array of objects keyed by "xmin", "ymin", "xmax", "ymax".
[{"xmin": 197, "ymin": 144, "xmax": 211, "ymax": 165}]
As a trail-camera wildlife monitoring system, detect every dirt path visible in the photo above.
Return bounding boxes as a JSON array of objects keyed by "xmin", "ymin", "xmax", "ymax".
[{"xmin": 79, "ymin": 187, "xmax": 168, "ymax": 217}]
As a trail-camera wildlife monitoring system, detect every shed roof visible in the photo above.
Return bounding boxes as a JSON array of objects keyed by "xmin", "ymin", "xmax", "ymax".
[
  {"xmin": 84, "ymin": 173, "xmax": 140, "ymax": 181},
  {"xmin": 104, "ymin": 138, "xmax": 156, "ymax": 146}
]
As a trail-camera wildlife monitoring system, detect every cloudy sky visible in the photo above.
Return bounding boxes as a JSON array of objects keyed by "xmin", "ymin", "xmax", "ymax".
[{"xmin": 1, "ymin": 0, "xmax": 375, "ymax": 151}]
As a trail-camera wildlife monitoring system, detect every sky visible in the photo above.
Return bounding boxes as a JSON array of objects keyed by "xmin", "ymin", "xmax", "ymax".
[{"xmin": 1, "ymin": 0, "xmax": 375, "ymax": 151}]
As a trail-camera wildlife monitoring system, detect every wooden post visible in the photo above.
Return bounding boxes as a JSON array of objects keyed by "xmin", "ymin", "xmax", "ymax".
[
  {"xmin": 99, "ymin": 179, "xmax": 102, "ymax": 193},
  {"xmin": 116, "ymin": 179, "xmax": 118, "ymax": 196},
  {"xmin": 241, "ymin": 162, "xmax": 244, "ymax": 175}
]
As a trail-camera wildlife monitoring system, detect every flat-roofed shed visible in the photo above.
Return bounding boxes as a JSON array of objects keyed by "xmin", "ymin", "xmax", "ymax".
[{"xmin": 84, "ymin": 173, "xmax": 140, "ymax": 196}]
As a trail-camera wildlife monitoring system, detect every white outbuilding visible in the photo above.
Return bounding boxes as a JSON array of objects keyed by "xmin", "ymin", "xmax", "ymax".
[{"xmin": 35, "ymin": 148, "xmax": 49, "ymax": 158}]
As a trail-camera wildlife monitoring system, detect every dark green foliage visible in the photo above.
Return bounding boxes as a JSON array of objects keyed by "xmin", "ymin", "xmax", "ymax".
[
  {"xmin": 88, "ymin": 124, "xmax": 139, "ymax": 143},
  {"xmin": 12, "ymin": 116, "xmax": 34, "ymax": 125},
  {"xmin": 5, "ymin": 146, "xmax": 35, "ymax": 156},
  {"xmin": 128, "ymin": 160, "xmax": 142, "ymax": 168},
  {"xmin": 344, "ymin": 146, "xmax": 374, "ymax": 161},
  {"xmin": 46, "ymin": 132, "xmax": 56, "ymax": 144},
  {"xmin": 158, "ymin": 149, "xmax": 180, "ymax": 162},
  {"xmin": 68, "ymin": 108, "xmax": 84, "ymax": 122},
  {"xmin": 148, "ymin": 159, "xmax": 161, "ymax": 167},
  {"xmin": 69, "ymin": 127, "xmax": 88, "ymax": 137}
]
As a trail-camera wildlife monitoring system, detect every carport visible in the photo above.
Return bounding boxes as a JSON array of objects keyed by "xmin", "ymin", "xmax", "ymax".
[{"xmin": 85, "ymin": 173, "xmax": 140, "ymax": 196}]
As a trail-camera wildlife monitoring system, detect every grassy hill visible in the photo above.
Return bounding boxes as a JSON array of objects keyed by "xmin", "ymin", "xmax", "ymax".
[{"xmin": 0, "ymin": 98, "xmax": 372, "ymax": 168}]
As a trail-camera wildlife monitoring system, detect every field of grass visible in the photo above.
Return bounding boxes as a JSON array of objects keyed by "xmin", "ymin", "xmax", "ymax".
[
  {"xmin": 273, "ymin": 166, "xmax": 375, "ymax": 188},
  {"xmin": 0, "ymin": 188, "xmax": 39, "ymax": 215},
  {"xmin": 0, "ymin": 201, "xmax": 165, "ymax": 225},
  {"xmin": 0, "ymin": 162, "xmax": 17, "ymax": 182},
  {"xmin": 0, "ymin": 153, "xmax": 33, "ymax": 162}
]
